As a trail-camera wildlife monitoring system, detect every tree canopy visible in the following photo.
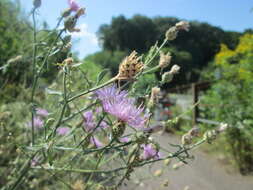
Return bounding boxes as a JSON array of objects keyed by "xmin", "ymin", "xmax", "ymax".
[{"xmin": 95, "ymin": 15, "xmax": 241, "ymax": 86}]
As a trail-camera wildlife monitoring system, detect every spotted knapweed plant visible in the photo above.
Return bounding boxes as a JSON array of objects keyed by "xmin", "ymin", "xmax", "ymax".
[{"xmin": 5, "ymin": 0, "xmax": 228, "ymax": 189}]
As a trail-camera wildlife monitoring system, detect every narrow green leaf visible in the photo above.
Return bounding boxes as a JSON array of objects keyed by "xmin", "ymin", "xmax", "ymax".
[{"xmin": 96, "ymin": 69, "xmax": 110, "ymax": 85}]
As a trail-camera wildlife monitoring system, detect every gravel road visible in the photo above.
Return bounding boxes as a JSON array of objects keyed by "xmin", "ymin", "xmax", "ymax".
[{"xmin": 121, "ymin": 133, "xmax": 253, "ymax": 190}]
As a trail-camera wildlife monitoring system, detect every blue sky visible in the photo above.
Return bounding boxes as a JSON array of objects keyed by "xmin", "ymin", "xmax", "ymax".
[{"xmin": 18, "ymin": 0, "xmax": 253, "ymax": 58}]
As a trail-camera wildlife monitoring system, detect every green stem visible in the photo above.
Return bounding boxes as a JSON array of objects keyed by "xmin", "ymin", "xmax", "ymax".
[
  {"xmin": 52, "ymin": 70, "xmax": 68, "ymax": 135},
  {"xmin": 31, "ymin": 10, "xmax": 37, "ymax": 145},
  {"xmin": 10, "ymin": 151, "xmax": 39, "ymax": 190},
  {"xmin": 142, "ymin": 65, "xmax": 160, "ymax": 75},
  {"xmin": 145, "ymin": 38, "xmax": 168, "ymax": 66},
  {"xmin": 67, "ymin": 77, "xmax": 117, "ymax": 103}
]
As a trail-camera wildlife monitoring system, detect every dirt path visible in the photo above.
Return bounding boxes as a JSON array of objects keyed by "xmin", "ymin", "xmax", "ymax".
[{"xmin": 121, "ymin": 133, "xmax": 253, "ymax": 190}]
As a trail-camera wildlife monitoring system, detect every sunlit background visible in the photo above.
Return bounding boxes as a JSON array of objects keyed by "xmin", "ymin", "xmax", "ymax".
[{"xmin": 18, "ymin": 0, "xmax": 253, "ymax": 58}]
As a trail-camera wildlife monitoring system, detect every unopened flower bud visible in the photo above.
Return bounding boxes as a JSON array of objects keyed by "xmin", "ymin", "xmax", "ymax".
[
  {"xmin": 188, "ymin": 127, "xmax": 200, "ymax": 137},
  {"xmin": 216, "ymin": 123, "xmax": 228, "ymax": 133},
  {"xmin": 112, "ymin": 122, "xmax": 126, "ymax": 139},
  {"xmin": 161, "ymin": 71, "xmax": 173, "ymax": 84},
  {"xmin": 33, "ymin": 0, "xmax": 41, "ymax": 9},
  {"xmin": 64, "ymin": 16, "xmax": 77, "ymax": 32},
  {"xmin": 170, "ymin": 64, "xmax": 180, "ymax": 75},
  {"xmin": 159, "ymin": 52, "xmax": 172, "ymax": 69},
  {"xmin": 61, "ymin": 8, "xmax": 72, "ymax": 17},
  {"xmin": 76, "ymin": 7, "xmax": 86, "ymax": 18},
  {"xmin": 181, "ymin": 133, "xmax": 192, "ymax": 145},
  {"xmin": 176, "ymin": 21, "xmax": 190, "ymax": 32},
  {"xmin": 203, "ymin": 130, "xmax": 217, "ymax": 143},
  {"xmin": 165, "ymin": 26, "xmax": 178, "ymax": 41},
  {"xmin": 148, "ymin": 87, "xmax": 161, "ymax": 108}
]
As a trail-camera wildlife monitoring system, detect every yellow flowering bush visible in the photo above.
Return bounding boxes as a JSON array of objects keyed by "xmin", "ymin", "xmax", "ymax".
[{"xmin": 202, "ymin": 33, "xmax": 253, "ymax": 174}]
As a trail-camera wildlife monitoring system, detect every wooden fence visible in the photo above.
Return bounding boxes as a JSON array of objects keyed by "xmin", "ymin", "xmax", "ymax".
[{"xmin": 167, "ymin": 81, "xmax": 221, "ymax": 126}]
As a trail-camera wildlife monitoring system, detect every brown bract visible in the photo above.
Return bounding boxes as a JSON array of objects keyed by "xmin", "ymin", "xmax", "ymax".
[{"xmin": 116, "ymin": 51, "xmax": 144, "ymax": 80}]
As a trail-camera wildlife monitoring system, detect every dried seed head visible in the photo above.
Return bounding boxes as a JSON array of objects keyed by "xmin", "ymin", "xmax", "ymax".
[
  {"xmin": 64, "ymin": 57, "xmax": 74, "ymax": 65},
  {"xmin": 176, "ymin": 21, "xmax": 190, "ymax": 32},
  {"xmin": 148, "ymin": 87, "xmax": 161, "ymax": 108},
  {"xmin": 151, "ymin": 87, "xmax": 161, "ymax": 100},
  {"xmin": 170, "ymin": 64, "xmax": 180, "ymax": 75},
  {"xmin": 117, "ymin": 51, "xmax": 144, "ymax": 80},
  {"xmin": 165, "ymin": 21, "xmax": 190, "ymax": 41},
  {"xmin": 165, "ymin": 26, "xmax": 178, "ymax": 41},
  {"xmin": 160, "ymin": 65, "xmax": 180, "ymax": 86},
  {"xmin": 72, "ymin": 180, "xmax": 86, "ymax": 190},
  {"xmin": 159, "ymin": 51, "xmax": 172, "ymax": 69}
]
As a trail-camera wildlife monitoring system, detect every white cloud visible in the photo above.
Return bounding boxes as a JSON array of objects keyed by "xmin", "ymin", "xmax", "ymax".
[{"xmin": 69, "ymin": 23, "xmax": 98, "ymax": 46}]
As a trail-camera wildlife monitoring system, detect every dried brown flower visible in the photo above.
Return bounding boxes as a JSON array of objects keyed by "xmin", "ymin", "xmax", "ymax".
[{"xmin": 117, "ymin": 51, "xmax": 144, "ymax": 80}]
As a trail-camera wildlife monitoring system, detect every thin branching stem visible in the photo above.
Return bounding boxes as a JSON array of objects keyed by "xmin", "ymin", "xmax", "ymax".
[{"xmin": 31, "ymin": 9, "xmax": 37, "ymax": 145}]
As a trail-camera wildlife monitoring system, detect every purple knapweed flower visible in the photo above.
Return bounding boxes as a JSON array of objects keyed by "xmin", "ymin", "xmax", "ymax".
[
  {"xmin": 95, "ymin": 107, "xmax": 102, "ymax": 113},
  {"xmin": 95, "ymin": 85, "xmax": 147, "ymax": 129},
  {"xmin": 83, "ymin": 111, "xmax": 108, "ymax": 132},
  {"xmin": 120, "ymin": 136, "xmax": 130, "ymax": 143},
  {"xmin": 90, "ymin": 136, "xmax": 103, "ymax": 148},
  {"xmin": 100, "ymin": 121, "xmax": 108, "ymax": 129},
  {"xmin": 31, "ymin": 157, "xmax": 40, "ymax": 167},
  {"xmin": 95, "ymin": 84, "xmax": 128, "ymax": 103},
  {"xmin": 36, "ymin": 108, "xmax": 49, "ymax": 117},
  {"xmin": 57, "ymin": 127, "xmax": 70, "ymax": 135},
  {"xmin": 104, "ymin": 98, "xmax": 146, "ymax": 129},
  {"xmin": 141, "ymin": 144, "xmax": 161, "ymax": 160},
  {"xmin": 68, "ymin": 0, "xmax": 80, "ymax": 12},
  {"xmin": 83, "ymin": 111, "xmax": 95, "ymax": 132},
  {"xmin": 28, "ymin": 117, "xmax": 43, "ymax": 129}
]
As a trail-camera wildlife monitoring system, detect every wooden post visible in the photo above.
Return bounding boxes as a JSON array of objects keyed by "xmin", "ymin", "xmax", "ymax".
[{"xmin": 192, "ymin": 83, "xmax": 199, "ymax": 126}]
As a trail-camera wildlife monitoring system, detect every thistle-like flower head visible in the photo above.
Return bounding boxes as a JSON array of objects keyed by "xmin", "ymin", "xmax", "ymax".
[
  {"xmin": 28, "ymin": 117, "xmax": 43, "ymax": 129},
  {"xmin": 57, "ymin": 127, "xmax": 70, "ymax": 135},
  {"xmin": 95, "ymin": 85, "xmax": 148, "ymax": 129},
  {"xmin": 68, "ymin": 0, "xmax": 80, "ymax": 12},
  {"xmin": 95, "ymin": 84, "xmax": 127, "ymax": 103},
  {"xmin": 83, "ymin": 110, "xmax": 108, "ymax": 132},
  {"xmin": 90, "ymin": 136, "xmax": 104, "ymax": 148},
  {"xmin": 141, "ymin": 144, "xmax": 161, "ymax": 160},
  {"xmin": 36, "ymin": 108, "xmax": 49, "ymax": 117}
]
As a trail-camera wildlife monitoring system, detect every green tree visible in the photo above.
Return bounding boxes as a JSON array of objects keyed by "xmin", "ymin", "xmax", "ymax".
[
  {"xmin": 202, "ymin": 33, "xmax": 253, "ymax": 174},
  {"xmin": 97, "ymin": 15, "xmax": 241, "ymax": 86}
]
